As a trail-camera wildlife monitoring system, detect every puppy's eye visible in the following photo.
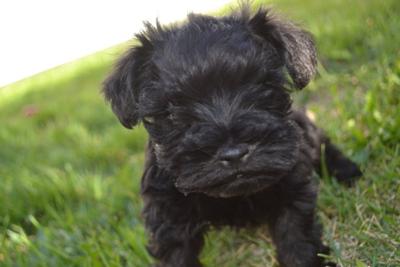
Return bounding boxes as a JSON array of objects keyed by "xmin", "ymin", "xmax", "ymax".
[
  {"xmin": 168, "ymin": 113, "xmax": 176, "ymax": 122},
  {"xmin": 143, "ymin": 116, "xmax": 155, "ymax": 124}
]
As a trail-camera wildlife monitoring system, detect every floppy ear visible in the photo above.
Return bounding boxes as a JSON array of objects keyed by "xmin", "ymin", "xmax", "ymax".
[
  {"xmin": 248, "ymin": 9, "xmax": 317, "ymax": 89},
  {"xmin": 102, "ymin": 33, "xmax": 154, "ymax": 129}
]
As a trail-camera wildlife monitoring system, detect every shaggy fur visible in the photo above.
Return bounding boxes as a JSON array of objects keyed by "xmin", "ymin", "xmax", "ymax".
[{"xmin": 103, "ymin": 8, "xmax": 362, "ymax": 267}]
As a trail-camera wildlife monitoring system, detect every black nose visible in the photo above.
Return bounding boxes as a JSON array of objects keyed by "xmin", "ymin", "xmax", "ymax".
[{"xmin": 218, "ymin": 145, "xmax": 249, "ymax": 165}]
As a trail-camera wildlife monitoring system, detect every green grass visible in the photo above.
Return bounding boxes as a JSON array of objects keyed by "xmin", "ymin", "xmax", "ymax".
[{"xmin": 0, "ymin": 0, "xmax": 399, "ymax": 266}]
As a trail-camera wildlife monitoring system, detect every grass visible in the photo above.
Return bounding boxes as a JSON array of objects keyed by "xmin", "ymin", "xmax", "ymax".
[{"xmin": 0, "ymin": 0, "xmax": 399, "ymax": 266}]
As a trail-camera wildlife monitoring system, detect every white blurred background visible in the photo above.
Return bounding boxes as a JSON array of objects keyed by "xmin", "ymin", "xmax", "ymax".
[{"xmin": 0, "ymin": 0, "xmax": 230, "ymax": 87}]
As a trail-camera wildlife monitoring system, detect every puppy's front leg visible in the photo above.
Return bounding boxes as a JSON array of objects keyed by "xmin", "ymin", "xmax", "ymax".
[
  {"xmin": 141, "ymin": 148, "xmax": 208, "ymax": 267},
  {"xmin": 268, "ymin": 182, "xmax": 328, "ymax": 267},
  {"xmin": 142, "ymin": 184, "xmax": 206, "ymax": 266},
  {"xmin": 143, "ymin": 199, "xmax": 207, "ymax": 267}
]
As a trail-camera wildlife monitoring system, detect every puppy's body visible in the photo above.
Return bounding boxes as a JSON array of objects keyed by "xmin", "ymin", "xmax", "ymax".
[{"xmin": 103, "ymin": 8, "xmax": 361, "ymax": 267}]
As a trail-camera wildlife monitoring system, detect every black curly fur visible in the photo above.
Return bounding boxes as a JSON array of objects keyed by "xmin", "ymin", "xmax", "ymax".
[{"xmin": 103, "ymin": 7, "xmax": 362, "ymax": 267}]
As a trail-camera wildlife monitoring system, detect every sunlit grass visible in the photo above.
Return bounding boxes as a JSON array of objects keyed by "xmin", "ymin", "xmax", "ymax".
[{"xmin": 0, "ymin": 0, "xmax": 399, "ymax": 266}]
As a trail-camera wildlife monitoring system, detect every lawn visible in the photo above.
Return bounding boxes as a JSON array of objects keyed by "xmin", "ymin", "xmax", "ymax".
[{"xmin": 0, "ymin": 0, "xmax": 399, "ymax": 266}]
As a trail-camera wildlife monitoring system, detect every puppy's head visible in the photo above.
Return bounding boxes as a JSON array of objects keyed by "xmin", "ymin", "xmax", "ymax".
[{"xmin": 103, "ymin": 9, "xmax": 317, "ymax": 198}]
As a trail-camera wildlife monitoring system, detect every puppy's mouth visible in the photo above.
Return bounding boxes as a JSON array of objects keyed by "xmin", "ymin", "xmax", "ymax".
[{"xmin": 175, "ymin": 170, "xmax": 280, "ymax": 198}]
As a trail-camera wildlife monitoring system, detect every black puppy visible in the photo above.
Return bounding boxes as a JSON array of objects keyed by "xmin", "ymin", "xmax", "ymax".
[{"xmin": 103, "ymin": 8, "xmax": 361, "ymax": 267}]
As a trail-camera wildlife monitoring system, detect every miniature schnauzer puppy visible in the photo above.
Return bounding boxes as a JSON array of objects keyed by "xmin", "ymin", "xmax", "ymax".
[{"xmin": 103, "ymin": 8, "xmax": 362, "ymax": 267}]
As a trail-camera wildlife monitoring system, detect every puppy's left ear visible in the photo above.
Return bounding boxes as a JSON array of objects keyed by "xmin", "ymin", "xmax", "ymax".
[
  {"xmin": 248, "ymin": 9, "xmax": 317, "ymax": 89},
  {"xmin": 102, "ymin": 33, "xmax": 154, "ymax": 129}
]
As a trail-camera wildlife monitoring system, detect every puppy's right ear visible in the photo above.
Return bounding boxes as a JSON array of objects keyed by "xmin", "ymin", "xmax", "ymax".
[{"xmin": 103, "ymin": 34, "xmax": 154, "ymax": 129}]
